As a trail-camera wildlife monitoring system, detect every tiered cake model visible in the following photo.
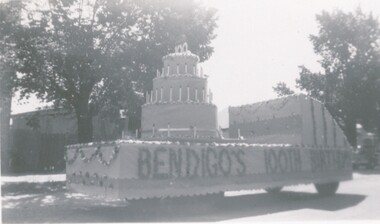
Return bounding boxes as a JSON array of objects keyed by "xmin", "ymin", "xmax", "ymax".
[{"xmin": 141, "ymin": 43, "xmax": 218, "ymax": 139}]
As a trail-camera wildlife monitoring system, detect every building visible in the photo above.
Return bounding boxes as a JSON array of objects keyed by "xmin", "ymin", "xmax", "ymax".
[{"xmin": 8, "ymin": 108, "xmax": 127, "ymax": 173}]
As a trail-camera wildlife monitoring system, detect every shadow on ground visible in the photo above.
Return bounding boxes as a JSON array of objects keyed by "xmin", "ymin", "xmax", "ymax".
[
  {"xmin": 2, "ymin": 182, "xmax": 366, "ymax": 223},
  {"xmin": 84, "ymin": 192, "xmax": 366, "ymax": 222}
]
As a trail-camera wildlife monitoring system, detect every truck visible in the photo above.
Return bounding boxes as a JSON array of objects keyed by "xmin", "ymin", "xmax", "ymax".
[
  {"xmin": 65, "ymin": 95, "xmax": 353, "ymax": 200},
  {"xmin": 353, "ymin": 130, "xmax": 379, "ymax": 170}
]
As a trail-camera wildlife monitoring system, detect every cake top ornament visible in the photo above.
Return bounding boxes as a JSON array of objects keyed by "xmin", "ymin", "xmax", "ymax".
[
  {"xmin": 175, "ymin": 42, "xmax": 188, "ymax": 53},
  {"xmin": 174, "ymin": 34, "xmax": 189, "ymax": 53},
  {"xmin": 163, "ymin": 36, "xmax": 200, "ymax": 62}
]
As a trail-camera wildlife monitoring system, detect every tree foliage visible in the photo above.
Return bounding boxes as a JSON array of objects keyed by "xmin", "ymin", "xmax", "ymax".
[
  {"xmin": 12, "ymin": 0, "xmax": 217, "ymax": 143},
  {"xmin": 1, "ymin": 2, "xmax": 23, "ymax": 172},
  {"xmin": 275, "ymin": 8, "xmax": 380, "ymax": 146},
  {"xmin": 0, "ymin": 1, "xmax": 21, "ymax": 98},
  {"xmin": 272, "ymin": 82, "xmax": 295, "ymax": 97}
]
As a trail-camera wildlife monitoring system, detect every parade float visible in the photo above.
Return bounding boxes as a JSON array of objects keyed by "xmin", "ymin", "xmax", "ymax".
[{"xmin": 65, "ymin": 42, "xmax": 353, "ymax": 200}]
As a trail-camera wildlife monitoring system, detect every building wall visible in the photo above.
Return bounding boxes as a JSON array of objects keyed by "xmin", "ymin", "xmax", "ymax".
[
  {"xmin": 12, "ymin": 110, "xmax": 77, "ymax": 134},
  {"xmin": 11, "ymin": 109, "xmax": 121, "ymax": 140},
  {"xmin": 9, "ymin": 109, "xmax": 123, "ymax": 173}
]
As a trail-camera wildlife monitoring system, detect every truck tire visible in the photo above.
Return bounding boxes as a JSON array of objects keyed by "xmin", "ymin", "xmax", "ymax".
[
  {"xmin": 314, "ymin": 182, "xmax": 339, "ymax": 196},
  {"xmin": 265, "ymin": 187, "xmax": 283, "ymax": 193}
]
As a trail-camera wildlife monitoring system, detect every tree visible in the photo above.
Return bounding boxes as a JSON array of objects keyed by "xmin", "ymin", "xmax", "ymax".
[
  {"xmin": 1, "ymin": 0, "xmax": 23, "ymax": 173},
  {"xmin": 272, "ymin": 82, "xmax": 295, "ymax": 97},
  {"xmin": 275, "ymin": 8, "xmax": 380, "ymax": 146},
  {"xmin": 13, "ymin": 0, "xmax": 217, "ymax": 143}
]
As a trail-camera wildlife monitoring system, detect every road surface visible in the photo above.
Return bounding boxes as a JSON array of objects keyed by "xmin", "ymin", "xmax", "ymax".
[{"xmin": 1, "ymin": 169, "xmax": 380, "ymax": 223}]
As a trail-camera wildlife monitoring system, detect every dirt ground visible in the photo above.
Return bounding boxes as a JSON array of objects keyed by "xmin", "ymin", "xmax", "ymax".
[{"xmin": 2, "ymin": 170, "xmax": 380, "ymax": 223}]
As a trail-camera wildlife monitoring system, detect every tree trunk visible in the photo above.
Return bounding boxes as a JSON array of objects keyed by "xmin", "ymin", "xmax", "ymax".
[
  {"xmin": 77, "ymin": 114, "xmax": 93, "ymax": 143},
  {"xmin": 1, "ymin": 91, "xmax": 12, "ymax": 174},
  {"xmin": 1, "ymin": 65, "xmax": 14, "ymax": 174},
  {"xmin": 75, "ymin": 97, "xmax": 93, "ymax": 143}
]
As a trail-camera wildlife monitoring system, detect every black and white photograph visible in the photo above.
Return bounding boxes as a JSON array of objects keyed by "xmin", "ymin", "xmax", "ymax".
[{"xmin": 1, "ymin": 0, "xmax": 380, "ymax": 223}]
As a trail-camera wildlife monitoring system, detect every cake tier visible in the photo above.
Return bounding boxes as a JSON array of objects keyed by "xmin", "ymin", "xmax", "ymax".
[
  {"xmin": 161, "ymin": 51, "xmax": 200, "ymax": 77},
  {"xmin": 148, "ymin": 75, "xmax": 208, "ymax": 103},
  {"xmin": 141, "ymin": 102, "xmax": 218, "ymax": 138}
]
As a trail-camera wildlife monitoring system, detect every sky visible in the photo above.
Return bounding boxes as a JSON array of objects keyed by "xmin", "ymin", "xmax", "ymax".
[
  {"xmin": 202, "ymin": 0, "xmax": 380, "ymax": 108},
  {"xmin": 11, "ymin": 0, "xmax": 380, "ymax": 123}
]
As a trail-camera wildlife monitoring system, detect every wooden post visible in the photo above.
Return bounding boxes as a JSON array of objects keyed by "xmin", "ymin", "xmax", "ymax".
[{"xmin": 167, "ymin": 123, "xmax": 171, "ymax": 138}]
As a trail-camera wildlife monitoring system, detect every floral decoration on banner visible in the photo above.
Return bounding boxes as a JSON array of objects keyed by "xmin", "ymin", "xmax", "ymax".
[
  {"xmin": 266, "ymin": 98, "xmax": 290, "ymax": 111},
  {"xmin": 65, "ymin": 147, "xmax": 80, "ymax": 165},
  {"xmin": 80, "ymin": 147, "xmax": 100, "ymax": 163},
  {"xmin": 97, "ymin": 145, "xmax": 120, "ymax": 166},
  {"xmin": 231, "ymin": 103, "xmax": 262, "ymax": 116},
  {"xmin": 65, "ymin": 145, "xmax": 120, "ymax": 167}
]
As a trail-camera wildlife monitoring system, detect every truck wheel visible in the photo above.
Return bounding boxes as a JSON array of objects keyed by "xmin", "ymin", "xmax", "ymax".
[
  {"xmin": 314, "ymin": 182, "xmax": 339, "ymax": 196},
  {"xmin": 265, "ymin": 187, "xmax": 283, "ymax": 193}
]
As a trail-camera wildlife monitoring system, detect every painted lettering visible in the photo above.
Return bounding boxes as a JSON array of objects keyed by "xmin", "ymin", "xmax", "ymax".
[
  {"xmin": 278, "ymin": 150, "xmax": 289, "ymax": 173},
  {"xmin": 153, "ymin": 147, "xmax": 169, "ymax": 179},
  {"xmin": 265, "ymin": 148, "xmax": 302, "ymax": 174},
  {"xmin": 201, "ymin": 148, "xmax": 206, "ymax": 177},
  {"xmin": 219, "ymin": 149, "xmax": 232, "ymax": 176},
  {"xmin": 186, "ymin": 148, "xmax": 200, "ymax": 177},
  {"xmin": 311, "ymin": 150, "xmax": 350, "ymax": 172},
  {"xmin": 136, "ymin": 146, "xmax": 247, "ymax": 179},
  {"xmin": 169, "ymin": 148, "xmax": 182, "ymax": 177},
  {"xmin": 138, "ymin": 147, "xmax": 151, "ymax": 178},
  {"xmin": 231, "ymin": 149, "xmax": 246, "ymax": 175},
  {"xmin": 206, "ymin": 147, "xmax": 218, "ymax": 177}
]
